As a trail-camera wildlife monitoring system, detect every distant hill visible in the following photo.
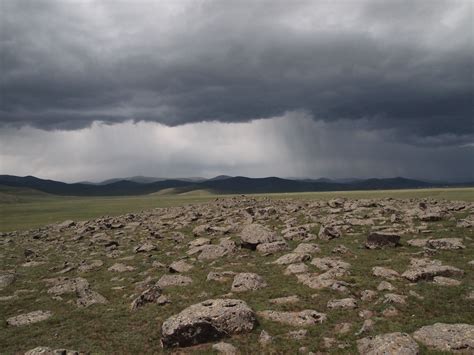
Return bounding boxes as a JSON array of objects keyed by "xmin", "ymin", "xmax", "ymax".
[{"xmin": 0, "ymin": 174, "xmax": 472, "ymax": 196}]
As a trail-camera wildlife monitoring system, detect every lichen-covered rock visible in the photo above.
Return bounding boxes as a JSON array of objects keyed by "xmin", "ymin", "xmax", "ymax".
[
  {"xmin": 256, "ymin": 241, "xmax": 288, "ymax": 254},
  {"xmin": 273, "ymin": 252, "xmax": 311, "ymax": 265},
  {"xmin": 157, "ymin": 274, "xmax": 192, "ymax": 288},
  {"xmin": 240, "ymin": 224, "xmax": 280, "ymax": 249},
  {"xmin": 318, "ymin": 225, "xmax": 341, "ymax": 240},
  {"xmin": 7, "ymin": 310, "xmax": 52, "ymax": 326},
  {"xmin": 327, "ymin": 297, "xmax": 357, "ymax": 309},
  {"xmin": 161, "ymin": 299, "xmax": 256, "ymax": 348},
  {"xmin": 412, "ymin": 323, "xmax": 474, "ymax": 352},
  {"xmin": 357, "ymin": 332, "xmax": 419, "ymax": 355},
  {"xmin": 169, "ymin": 260, "xmax": 193, "ymax": 273},
  {"xmin": 258, "ymin": 310, "xmax": 327, "ymax": 327},
  {"xmin": 372, "ymin": 266, "xmax": 400, "ymax": 280},
  {"xmin": 427, "ymin": 238, "xmax": 465, "ymax": 250},
  {"xmin": 402, "ymin": 258, "xmax": 463, "ymax": 282},
  {"xmin": 130, "ymin": 285, "xmax": 168, "ymax": 311},
  {"xmin": 231, "ymin": 273, "xmax": 267, "ymax": 292}
]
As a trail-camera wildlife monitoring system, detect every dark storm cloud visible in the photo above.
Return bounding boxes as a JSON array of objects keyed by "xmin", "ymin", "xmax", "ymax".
[{"xmin": 1, "ymin": 0, "xmax": 472, "ymax": 142}]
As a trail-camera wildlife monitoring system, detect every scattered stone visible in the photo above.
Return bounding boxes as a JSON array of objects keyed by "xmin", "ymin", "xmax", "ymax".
[
  {"xmin": 259, "ymin": 330, "xmax": 273, "ymax": 346},
  {"xmin": 334, "ymin": 322, "xmax": 352, "ymax": 335},
  {"xmin": 413, "ymin": 323, "xmax": 474, "ymax": 352},
  {"xmin": 287, "ymin": 329, "xmax": 308, "ymax": 340},
  {"xmin": 168, "ymin": 260, "xmax": 193, "ymax": 273},
  {"xmin": 377, "ymin": 281, "xmax": 395, "ymax": 291},
  {"xmin": 433, "ymin": 276, "xmax": 461, "ymax": 286},
  {"xmin": 357, "ymin": 332, "xmax": 419, "ymax": 355},
  {"xmin": 427, "ymin": 238, "xmax": 465, "ymax": 250},
  {"xmin": 360, "ymin": 290, "xmax": 377, "ymax": 302},
  {"xmin": 382, "ymin": 306, "xmax": 399, "ymax": 317},
  {"xmin": 231, "ymin": 273, "xmax": 267, "ymax": 292},
  {"xmin": 78, "ymin": 259, "xmax": 103, "ymax": 273},
  {"xmin": 161, "ymin": 299, "xmax": 256, "ymax": 348},
  {"xmin": 383, "ymin": 293, "xmax": 407, "ymax": 305},
  {"xmin": 273, "ymin": 252, "xmax": 311, "ymax": 265},
  {"xmin": 24, "ymin": 347, "xmax": 81, "ymax": 355},
  {"xmin": 130, "ymin": 285, "xmax": 168, "ymax": 310},
  {"xmin": 240, "ymin": 224, "xmax": 280, "ymax": 249},
  {"xmin": 258, "ymin": 310, "xmax": 327, "ymax": 327},
  {"xmin": 366, "ymin": 232, "xmax": 400, "ymax": 249},
  {"xmin": 356, "ymin": 319, "xmax": 374, "ymax": 335},
  {"xmin": 327, "ymin": 297, "xmax": 357, "ymax": 310},
  {"xmin": 269, "ymin": 295, "xmax": 300, "ymax": 304},
  {"xmin": 157, "ymin": 274, "xmax": 192, "ymax": 288},
  {"xmin": 293, "ymin": 243, "xmax": 320, "ymax": 254},
  {"xmin": 402, "ymin": 258, "xmax": 463, "ymax": 282},
  {"xmin": 212, "ymin": 342, "xmax": 239, "ymax": 354},
  {"xmin": 108, "ymin": 263, "xmax": 136, "ymax": 272},
  {"xmin": 372, "ymin": 266, "xmax": 399, "ymax": 280},
  {"xmin": 7, "ymin": 310, "xmax": 52, "ymax": 326},
  {"xmin": 284, "ymin": 263, "xmax": 309, "ymax": 275},
  {"xmin": 134, "ymin": 242, "xmax": 157, "ymax": 253},
  {"xmin": 256, "ymin": 241, "xmax": 288, "ymax": 254},
  {"xmin": 207, "ymin": 271, "xmax": 236, "ymax": 282},
  {"xmin": 318, "ymin": 225, "xmax": 341, "ymax": 240}
]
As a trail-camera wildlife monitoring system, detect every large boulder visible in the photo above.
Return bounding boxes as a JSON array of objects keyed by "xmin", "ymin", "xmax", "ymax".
[
  {"xmin": 240, "ymin": 224, "xmax": 280, "ymax": 250},
  {"xmin": 412, "ymin": 323, "xmax": 474, "ymax": 352},
  {"xmin": 161, "ymin": 299, "xmax": 256, "ymax": 348},
  {"xmin": 357, "ymin": 332, "xmax": 419, "ymax": 355}
]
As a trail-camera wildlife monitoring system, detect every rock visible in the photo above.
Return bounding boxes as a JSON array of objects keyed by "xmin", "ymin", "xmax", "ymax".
[
  {"xmin": 108, "ymin": 263, "xmax": 136, "ymax": 272},
  {"xmin": 412, "ymin": 323, "xmax": 474, "ymax": 352},
  {"xmin": 382, "ymin": 306, "xmax": 399, "ymax": 317},
  {"xmin": 207, "ymin": 271, "xmax": 236, "ymax": 282},
  {"xmin": 273, "ymin": 252, "xmax": 311, "ymax": 265},
  {"xmin": 212, "ymin": 342, "xmax": 239, "ymax": 354},
  {"xmin": 327, "ymin": 297, "xmax": 357, "ymax": 310},
  {"xmin": 259, "ymin": 330, "xmax": 273, "ymax": 346},
  {"xmin": 356, "ymin": 319, "xmax": 375, "ymax": 335},
  {"xmin": 231, "ymin": 273, "xmax": 267, "ymax": 292},
  {"xmin": 402, "ymin": 258, "xmax": 463, "ymax": 282},
  {"xmin": 76, "ymin": 288, "xmax": 108, "ymax": 308},
  {"xmin": 195, "ymin": 239, "xmax": 237, "ymax": 260},
  {"xmin": 258, "ymin": 310, "xmax": 327, "ymax": 327},
  {"xmin": 58, "ymin": 220, "xmax": 75, "ymax": 228},
  {"xmin": 269, "ymin": 295, "xmax": 300, "ymax": 304},
  {"xmin": 377, "ymin": 281, "xmax": 395, "ymax": 291},
  {"xmin": 357, "ymin": 332, "xmax": 419, "ymax": 355},
  {"xmin": 427, "ymin": 238, "xmax": 465, "ymax": 250},
  {"xmin": 45, "ymin": 277, "xmax": 107, "ymax": 307},
  {"xmin": 383, "ymin": 293, "xmax": 407, "ymax": 305},
  {"xmin": 366, "ymin": 232, "xmax": 400, "ymax": 249},
  {"xmin": 157, "ymin": 274, "xmax": 192, "ymax": 288},
  {"xmin": 311, "ymin": 257, "xmax": 350, "ymax": 271},
  {"xmin": 134, "ymin": 243, "xmax": 157, "ymax": 253},
  {"xmin": 189, "ymin": 237, "xmax": 210, "ymax": 248},
  {"xmin": 130, "ymin": 285, "xmax": 168, "ymax": 310},
  {"xmin": 287, "ymin": 329, "xmax": 308, "ymax": 340},
  {"xmin": 78, "ymin": 259, "xmax": 103, "ymax": 273},
  {"xmin": 407, "ymin": 238, "xmax": 430, "ymax": 247},
  {"xmin": 256, "ymin": 241, "xmax": 289, "ymax": 254},
  {"xmin": 318, "ymin": 225, "xmax": 341, "ymax": 240},
  {"xmin": 360, "ymin": 290, "xmax": 377, "ymax": 302},
  {"xmin": 0, "ymin": 272, "xmax": 15, "ymax": 289},
  {"xmin": 161, "ymin": 299, "xmax": 256, "ymax": 348},
  {"xmin": 433, "ymin": 276, "xmax": 461, "ymax": 286},
  {"xmin": 24, "ymin": 347, "xmax": 81, "ymax": 355},
  {"xmin": 293, "ymin": 243, "xmax": 320, "ymax": 254},
  {"xmin": 372, "ymin": 266, "xmax": 400, "ymax": 280},
  {"xmin": 419, "ymin": 212, "xmax": 442, "ymax": 221},
  {"xmin": 7, "ymin": 310, "xmax": 52, "ymax": 326},
  {"xmin": 240, "ymin": 224, "xmax": 280, "ymax": 249},
  {"xmin": 168, "ymin": 260, "xmax": 193, "ymax": 273},
  {"xmin": 334, "ymin": 322, "xmax": 352, "ymax": 335},
  {"xmin": 332, "ymin": 244, "xmax": 350, "ymax": 254},
  {"xmin": 284, "ymin": 263, "xmax": 309, "ymax": 275},
  {"xmin": 192, "ymin": 224, "xmax": 211, "ymax": 237},
  {"xmin": 296, "ymin": 269, "xmax": 346, "ymax": 290}
]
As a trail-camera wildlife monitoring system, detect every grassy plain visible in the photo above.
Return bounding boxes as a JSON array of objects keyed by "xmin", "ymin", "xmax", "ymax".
[{"xmin": 1, "ymin": 186, "xmax": 474, "ymax": 232}]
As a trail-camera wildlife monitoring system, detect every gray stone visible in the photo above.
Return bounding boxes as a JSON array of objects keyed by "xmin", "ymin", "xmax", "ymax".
[
  {"xmin": 357, "ymin": 332, "xmax": 419, "ymax": 355},
  {"xmin": 258, "ymin": 310, "xmax": 327, "ymax": 327},
  {"xmin": 413, "ymin": 323, "xmax": 474, "ymax": 352},
  {"xmin": 231, "ymin": 273, "xmax": 267, "ymax": 292}
]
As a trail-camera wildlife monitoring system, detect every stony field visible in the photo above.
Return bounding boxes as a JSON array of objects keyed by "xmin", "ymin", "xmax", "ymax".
[{"xmin": 1, "ymin": 196, "xmax": 473, "ymax": 354}]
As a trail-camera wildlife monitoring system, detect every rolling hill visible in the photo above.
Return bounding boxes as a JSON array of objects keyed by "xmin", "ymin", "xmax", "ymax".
[{"xmin": 0, "ymin": 174, "xmax": 472, "ymax": 196}]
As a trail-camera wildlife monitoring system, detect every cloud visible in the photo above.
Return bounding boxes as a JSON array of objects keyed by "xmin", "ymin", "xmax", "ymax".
[
  {"xmin": 1, "ymin": 113, "xmax": 472, "ymax": 182},
  {"xmin": 1, "ymin": 0, "xmax": 472, "ymax": 143}
]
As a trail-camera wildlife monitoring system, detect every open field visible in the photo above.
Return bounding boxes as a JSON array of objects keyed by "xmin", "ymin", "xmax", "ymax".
[
  {"xmin": 1, "ymin": 186, "xmax": 474, "ymax": 232},
  {"xmin": 0, "ymin": 194, "xmax": 473, "ymax": 354}
]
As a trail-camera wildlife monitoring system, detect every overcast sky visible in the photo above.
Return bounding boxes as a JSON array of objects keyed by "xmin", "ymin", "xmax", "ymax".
[{"xmin": 1, "ymin": 0, "xmax": 473, "ymax": 182}]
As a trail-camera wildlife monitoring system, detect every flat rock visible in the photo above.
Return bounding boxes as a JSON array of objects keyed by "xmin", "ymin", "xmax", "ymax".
[
  {"xmin": 256, "ymin": 241, "xmax": 288, "ymax": 254},
  {"xmin": 273, "ymin": 252, "xmax": 311, "ymax": 265},
  {"xmin": 433, "ymin": 276, "xmax": 461, "ymax": 286},
  {"xmin": 318, "ymin": 225, "xmax": 341, "ymax": 240},
  {"xmin": 293, "ymin": 243, "xmax": 320, "ymax": 254},
  {"xmin": 402, "ymin": 258, "xmax": 463, "ymax": 282},
  {"xmin": 413, "ymin": 323, "xmax": 474, "ymax": 352},
  {"xmin": 130, "ymin": 284, "xmax": 167, "ymax": 310},
  {"xmin": 78, "ymin": 259, "xmax": 103, "ymax": 272},
  {"xmin": 357, "ymin": 332, "xmax": 419, "ymax": 355},
  {"xmin": 161, "ymin": 298, "xmax": 256, "ymax": 348},
  {"xmin": 207, "ymin": 271, "xmax": 236, "ymax": 282},
  {"xmin": 108, "ymin": 263, "xmax": 136, "ymax": 272},
  {"xmin": 372, "ymin": 266, "xmax": 400, "ymax": 280},
  {"xmin": 231, "ymin": 273, "xmax": 267, "ymax": 292},
  {"xmin": 212, "ymin": 342, "xmax": 239, "ymax": 354},
  {"xmin": 258, "ymin": 310, "xmax": 327, "ymax": 327},
  {"xmin": 427, "ymin": 238, "xmax": 465, "ymax": 250},
  {"xmin": 134, "ymin": 242, "xmax": 157, "ymax": 253},
  {"xmin": 327, "ymin": 297, "xmax": 357, "ymax": 309},
  {"xmin": 169, "ymin": 260, "xmax": 193, "ymax": 273},
  {"xmin": 157, "ymin": 274, "xmax": 192, "ymax": 288},
  {"xmin": 7, "ymin": 310, "xmax": 52, "ymax": 326}
]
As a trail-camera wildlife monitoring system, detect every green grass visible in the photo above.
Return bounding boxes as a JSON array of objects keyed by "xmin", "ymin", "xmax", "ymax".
[{"xmin": 1, "ymin": 187, "xmax": 473, "ymax": 232}]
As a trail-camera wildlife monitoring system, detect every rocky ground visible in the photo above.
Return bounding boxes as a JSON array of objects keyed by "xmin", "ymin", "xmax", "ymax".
[{"xmin": 1, "ymin": 196, "xmax": 473, "ymax": 354}]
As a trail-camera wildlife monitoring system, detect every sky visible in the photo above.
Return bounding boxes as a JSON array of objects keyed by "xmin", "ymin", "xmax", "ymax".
[{"xmin": 0, "ymin": 0, "xmax": 473, "ymax": 182}]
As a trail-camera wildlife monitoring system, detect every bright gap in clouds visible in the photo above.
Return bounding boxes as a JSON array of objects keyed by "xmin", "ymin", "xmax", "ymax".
[{"xmin": 0, "ymin": 112, "xmax": 472, "ymax": 183}]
